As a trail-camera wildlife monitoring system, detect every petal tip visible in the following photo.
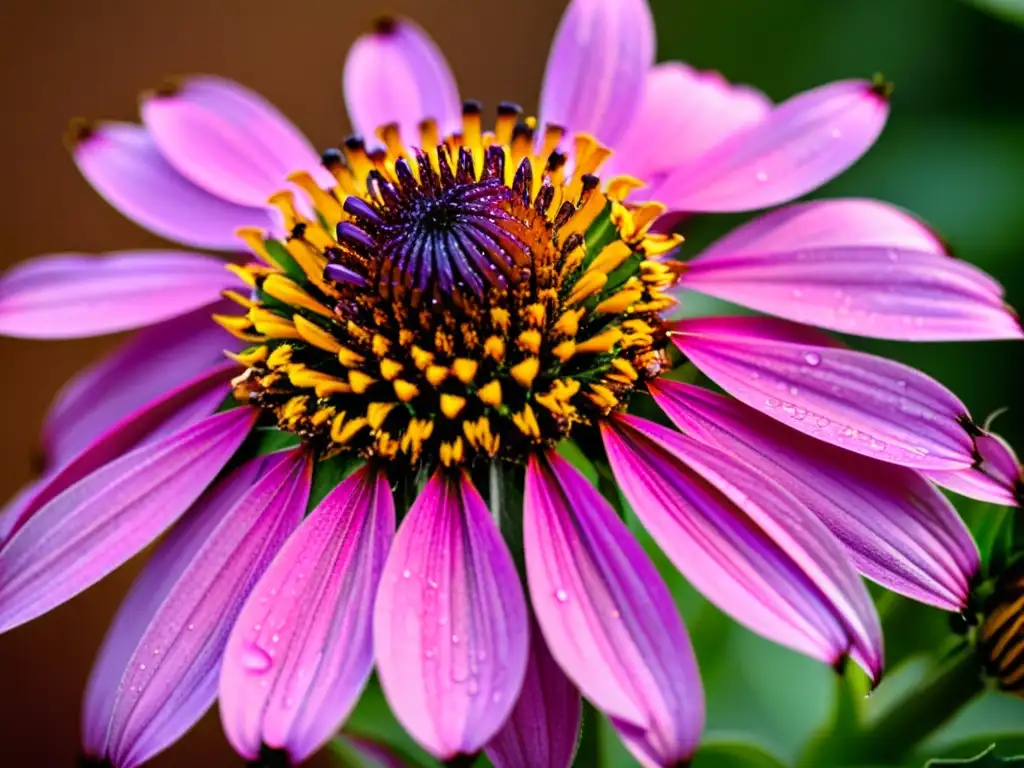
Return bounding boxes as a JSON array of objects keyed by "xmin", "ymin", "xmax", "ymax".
[{"xmin": 870, "ymin": 73, "xmax": 894, "ymax": 101}]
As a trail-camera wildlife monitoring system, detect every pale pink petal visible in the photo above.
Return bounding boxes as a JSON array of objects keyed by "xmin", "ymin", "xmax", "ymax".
[
  {"xmin": 72, "ymin": 122, "xmax": 274, "ymax": 250},
  {"xmin": 82, "ymin": 455, "xmax": 271, "ymax": 760},
  {"xmin": 524, "ymin": 452, "xmax": 703, "ymax": 766},
  {"xmin": 926, "ymin": 432, "xmax": 1023, "ymax": 507},
  {"xmin": 142, "ymin": 76, "xmax": 331, "ymax": 208},
  {"xmin": 672, "ymin": 316, "xmax": 978, "ymax": 470},
  {"xmin": 220, "ymin": 465, "xmax": 395, "ymax": 763},
  {"xmin": 344, "ymin": 18, "xmax": 461, "ymax": 145},
  {"xmin": 0, "ymin": 406, "xmax": 257, "ymax": 634},
  {"xmin": 3, "ymin": 364, "xmax": 237, "ymax": 543},
  {"xmin": 651, "ymin": 80, "xmax": 889, "ymax": 213},
  {"xmin": 0, "ymin": 251, "xmax": 234, "ymax": 339},
  {"xmin": 650, "ymin": 380, "xmax": 979, "ymax": 611},
  {"xmin": 695, "ymin": 198, "xmax": 945, "ymax": 259},
  {"xmin": 93, "ymin": 451, "xmax": 310, "ymax": 768},
  {"xmin": 374, "ymin": 470, "xmax": 528, "ymax": 761},
  {"xmin": 603, "ymin": 415, "xmax": 883, "ymax": 681},
  {"xmin": 538, "ymin": 0, "xmax": 655, "ymax": 147},
  {"xmin": 485, "ymin": 620, "xmax": 581, "ymax": 768},
  {"xmin": 681, "ymin": 202, "xmax": 1020, "ymax": 342},
  {"xmin": 604, "ymin": 62, "xmax": 771, "ymax": 182},
  {"xmin": 42, "ymin": 308, "xmax": 235, "ymax": 468}
]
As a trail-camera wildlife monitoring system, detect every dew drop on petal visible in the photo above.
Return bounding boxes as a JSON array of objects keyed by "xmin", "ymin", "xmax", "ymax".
[
  {"xmin": 804, "ymin": 352, "xmax": 821, "ymax": 366},
  {"xmin": 555, "ymin": 588, "xmax": 569, "ymax": 603},
  {"xmin": 402, "ymin": 569, "xmax": 412, "ymax": 579},
  {"xmin": 241, "ymin": 642, "xmax": 274, "ymax": 675},
  {"xmin": 755, "ymin": 171, "xmax": 769, "ymax": 182}
]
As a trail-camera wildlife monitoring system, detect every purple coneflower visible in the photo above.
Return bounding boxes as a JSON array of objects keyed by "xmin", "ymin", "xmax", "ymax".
[{"xmin": 1, "ymin": 0, "xmax": 1021, "ymax": 766}]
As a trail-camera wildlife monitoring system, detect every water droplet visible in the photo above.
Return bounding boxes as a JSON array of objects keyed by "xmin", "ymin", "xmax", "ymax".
[
  {"xmin": 755, "ymin": 170, "xmax": 769, "ymax": 182},
  {"xmin": 241, "ymin": 642, "xmax": 273, "ymax": 674},
  {"xmin": 152, "ymin": 648, "xmax": 160, "ymax": 656},
  {"xmin": 402, "ymin": 569, "xmax": 412, "ymax": 579},
  {"xmin": 187, "ymin": 623, "xmax": 195, "ymax": 632},
  {"xmin": 468, "ymin": 679, "xmax": 479, "ymax": 696},
  {"xmin": 555, "ymin": 589, "xmax": 569, "ymax": 603},
  {"xmin": 870, "ymin": 440, "xmax": 887, "ymax": 452},
  {"xmin": 425, "ymin": 647, "xmax": 437, "ymax": 659},
  {"xmin": 272, "ymin": 634, "xmax": 280, "ymax": 644},
  {"xmin": 831, "ymin": 127, "xmax": 843, "ymax": 139},
  {"xmin": 896, "ymin": 380, "xmax": 907, "ymax": 389},
  {"xmin": 886, "ymin": 249, "xmax": 899, "ymax": 262},
  {"xmin": 804, "ymin": 352, "xmax": 821, "ymax": 366},
  {"xmin": 816, "ymin": 417, "xmax": 830, "ymax": 427},
  {"xmin": 610, "ymin": 609, "xmax": 621, "ymax": 619},
  {"xmin": 452, "ymin": 634, "xmax": 461, "ymax": 645},
  {"xmin": 765, "ymin": 398, "xmax": 781, "ymax": 408},
  {"xmin": 789, "ymin": 386, "xmax": 800, "ymax": 396},
  {"xmin": 138, "ymin": 663, "xmax": 146, "ymax": 671},
  {"xmin": 427, "ymin": 579, "xmax": 439, "ymax": 590}
]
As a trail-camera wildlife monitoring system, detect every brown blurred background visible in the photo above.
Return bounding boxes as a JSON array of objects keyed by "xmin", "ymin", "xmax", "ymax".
[{"xmin": 0, "ymin": 1, "xmax": 559, "ymax": 764}]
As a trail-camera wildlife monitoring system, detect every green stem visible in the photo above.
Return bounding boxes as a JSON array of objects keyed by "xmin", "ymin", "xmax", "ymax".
[
  {"xmin": 858, "ymin": 648, "xmax": 985, "ymax": 762},
  {"xmin": 574, "ymin": 700, "xmax": 604, "ymax": 768}
]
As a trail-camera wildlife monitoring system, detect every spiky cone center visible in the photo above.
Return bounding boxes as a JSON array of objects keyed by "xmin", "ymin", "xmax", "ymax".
[
  {"xmin": 216, "ymin": 102, "xmax": 684, "ymax": 470},
  {"xmin": 980, "ymin": 562, "xmax": 1024, "ymax": 697}
]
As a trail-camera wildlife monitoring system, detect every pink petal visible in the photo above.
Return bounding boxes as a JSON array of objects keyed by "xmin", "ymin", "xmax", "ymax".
[
  {"xmin": 89, "ymin": 450, "xmax": 310, "ymax": 768},
  {"xmin": 651, "ymin": 80, "xmax": 889, "ymax": 213},
  {"xmin": 672, "ymin": 316, "xmax": 979, "ymax": 470},
  {"xmin": 42, "ymin": 308, "xmax": 235, "ymax": 469},
  {"xmin": 538, "ymin": 0, "xmax": 655, "ymax": 147},
  {"xmin": 0, "ymin": 406, "xmax": 257, "ymax": 634},
  {"xmin": 650, "ymin": 379, "xmax": 980, "ymax": 611},
  {"xmin": 142, "ymin": 76, "xmax": 331, "ymax": 208},
  {"xmin": 926, "ymin": 432, "xmax": 1023, "ymax": 507},
  {"xmin": 72, "ymin": 122, "xmax": 275, "ymax": 250},
  {"xmin": 485, "ymin": 620, "xmax": 581, "ymax": 768},
  {"xmin": 220, "ymin": 465, "xmax": 395, "ymax": 763},
  {"xmin": 344, "ymin": 18, "xmax": 461, "ymax": 145},
  {"xmin": 3, "ymin": 364, "xmax": 237, "ymax": 543},
  {"xmin": 604, "ymin": 62, "xmax": 771, "ymax": 182},
  {"xmin": 373, "ymin": 470, "xmax": 528, "ymax": 760},
  {"xmin": 602, "ymin": 415, "xmax": 883, "ymax": 682},
  {"xmin": 0, "ymin": 251, "xmax": 234, "ymax": 339},
  {"xmin": 681, "ymin": 203, "xmax": 1020, "ymax": 342},
  {"xmin": 82, "ymin": 455, "xmax": 271, "ymax": 761},
  {"xmin": 696, "ymin": 198, "xmax": 945, "ymax": 258},
  {"xmin": 524, "ymin": 451, "xmax": 703, "ymax": 766},
  {"xmin": 0, "ymin": 483, "xmax": 41, "ymax": 545}
]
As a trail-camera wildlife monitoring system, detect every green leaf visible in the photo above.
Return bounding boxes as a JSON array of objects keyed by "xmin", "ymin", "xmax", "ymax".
[
  {"xmin": 925, "ymin": 738, "xmax": 1024, "ymax": 764},
  {"xmin": 963, "ymin": 0, "xmax": 1024, "ymax": 26},
  {"xmin": 691, "ymin": 741, "xmax": 790, "ymax": 768},
  {"xmin": 926, "ymin": 744, "xmax": 1024, "ymax": 765}
]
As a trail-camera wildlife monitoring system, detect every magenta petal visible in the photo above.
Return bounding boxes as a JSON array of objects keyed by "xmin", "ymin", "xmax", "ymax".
[
  {"xmin": 673, "ymin": 316, "xmax": 978, "ymax": 470},
  {"xmin": 927, "ymin": 432, "xmax": 1023, "ymax": 507},
  {"xmin": 42, "ymin": 308, "xmax": 234, "ymax": 468},
  {"xmin": 604, "ymin": 62, "xmax": 771, "ymax": 182},
  {"xmin": 0, "ymin": 251, "xmax": 234, "ymax": 339},
  {"xmin": 344, "ymin": 19, "xmax": 461, "ymax": 145},
  {"xmin": 4, "ymin": 364, "xmax": 237, "ymax": 543},
  {"xmin": 0, "ymin": 406, "xmax": 257, "ymax": 634},
  {"xmin": 485, "ymin": 620, "xmax": 582, "ymax": 768},
  {"xmin": 82, "ymin": 455, "xmax": 269, "ymax": 762},
  {"xmin": 650, "ymin": 380, "xmax": 980, "ymax": 611},
  {"xmin": 220, "ymin": 465, "xmax": 395, "ymax": 763},
  {"xmin": 373, "ymin": 470, "xmax": 528, "ymax": 760},
  {"xmin": 142, "ymin": 76, "xmax": 330, "ymax": 208},
  {"xmin": 73, "ymin": 122, "xmax": 275, "ymax": 250},
  {"xmin": 0, "ymin": 483, "xmax": 40, "ymax": 545},
  {"xmin": 602, "ymin": 415, "xmax": 883, "ymax": 681},
  {"xmin": 524, "ymin": 451, "xmax": 704, "ymax": 766},
  {"xmin": 86, "ymin": 451, "xmax": 310, "ymax": 768},
  {"xmin": 681, "ymin": 203, "xmax": 1020, "ymax": 342},
  {"xmin": 538, "ymin": 0, "xmax": 655, "ymax": 147},
  {"xmin": 652, "ymin": 80, "xmax": 889, "ymax": 213}
]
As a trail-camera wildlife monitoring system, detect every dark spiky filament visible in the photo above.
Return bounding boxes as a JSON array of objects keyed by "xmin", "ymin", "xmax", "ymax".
[{"xmin": 215, "ymin": 102, "xmax": 684, "ymax": 470}]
